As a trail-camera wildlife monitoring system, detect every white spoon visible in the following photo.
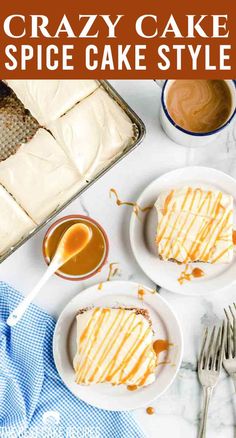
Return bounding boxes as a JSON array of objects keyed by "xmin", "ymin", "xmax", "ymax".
[{"xmin": 7, "ymin": 223, "xmax": 92, "ymax": 327}]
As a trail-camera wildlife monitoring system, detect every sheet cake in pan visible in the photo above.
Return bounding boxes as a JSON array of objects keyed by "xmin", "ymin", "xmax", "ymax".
[{"xmin": 0, "ymin": 80, "xmax": 145, "ymax": 261}]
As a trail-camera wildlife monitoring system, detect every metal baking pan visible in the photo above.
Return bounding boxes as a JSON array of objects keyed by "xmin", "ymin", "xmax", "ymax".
[{"xmin": 0, "ymin": 79, "xmax": 146, "ymax": 263}]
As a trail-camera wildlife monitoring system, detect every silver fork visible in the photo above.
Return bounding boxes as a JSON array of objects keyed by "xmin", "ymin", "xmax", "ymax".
[
  {"xmin": 197, "ymin": 324, "xmax": 225, "ymax": 438},
  {"xmin": 223, "ymin": 303, "xmax": 236, "ymax": 391}
]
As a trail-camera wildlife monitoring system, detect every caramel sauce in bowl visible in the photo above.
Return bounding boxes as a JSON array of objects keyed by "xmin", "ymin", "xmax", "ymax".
[{"xmin": 42, "ymin": 215, "xmax": 109, "ymax": 281}]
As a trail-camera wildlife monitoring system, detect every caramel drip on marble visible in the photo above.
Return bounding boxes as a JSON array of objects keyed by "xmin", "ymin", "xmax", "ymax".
[
  {"xmin": 75, "ymin": 308, "xmax": 156, "ymax": 385},
  {"xmin": 107, "ymin": 262, "xmax": 119, "ymax": 281},
  {"xmin": 157, "ymin": 187, "xmax": 233, "ymax": 263},
  {"xmin": 109, "ymin": 188, "xmax": 152, "ymax": 217},
  {"xmin": 146, "ymin": 406, "xmax": 155, "ymax": 415}
]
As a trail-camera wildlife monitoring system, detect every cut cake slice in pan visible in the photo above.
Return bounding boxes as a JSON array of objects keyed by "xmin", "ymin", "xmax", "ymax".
[
  {"xmin": 0, "ymin": 184, "xmax": 36, "ymax": 255},
  {"xmin": 48, "ymin": 87, "xmax": 135, "ymax": 179},
  {"xmin": 5, "ymin": 79, "xmax": 99, "ymax": 125},
  {"xmin": 0, "ymin": 129, "xmax": 82, "ymax": 224}
]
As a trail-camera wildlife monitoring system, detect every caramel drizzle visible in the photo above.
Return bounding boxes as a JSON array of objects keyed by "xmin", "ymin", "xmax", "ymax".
[
  {"xmin": 163, "ymin": 190, "xmax": 174, "ymax": 215},
  {"xmin": 79, "ymin": 308, "xmax": 100, "ymax": 343},
  {"xmin": 76, "ymin": 309, "xmax": 135, "ymax": 382},
  {"xmin": 146, "ymin": 406, "xmax": 155, "ymax": 415},
  {"xmin": 97, "ymin": 263, "xmax": 120, "ymax": 291},
  {"xmin": 138, "ymin": 288, "xmax": 145, "ymax": 300},
  {"xmin": 157, "ymin": 187, "xmax": 192, "ymax": 246},
  {"xmin": 178, "ymin": 265, "xmax": 205, "ymax": 285},
  {"xmin": 99, "ymin": 316, "xmax": 142, "ymax": 382},
  {"xmin": 109, "ymin": 188, "xmax": 152, "ymax": 217},
  {"xmin": 107, "ymin": 262, "xmax": 119, "ymax": 281},
  {"xmin": 77, "ymin": 309, "xmax": 110, "ymax": 382},
  {"xmin": 107, "ymin": 326, "xmax": 153, "ymax": 384},
  {"xmin": 233, "ymin": 230, "xmax": 236, "ymax": 245},
  {"xmin": 200, "ymin": 211, "xmax": 232, "ymax": 262},
  {"xmin": 157, "ymin": 187, "xmax": 233, "ymax": 263},
  {"xmin": 75, "ymin": 308, "xmax": 156, "ymax": 385},
  {"xmin": 87, "ymin": 309, "xmax": 128, "ymax": 382},
  {"xmin": 173, "ymin": 190, "xmax": 212, "ymax": 261}
]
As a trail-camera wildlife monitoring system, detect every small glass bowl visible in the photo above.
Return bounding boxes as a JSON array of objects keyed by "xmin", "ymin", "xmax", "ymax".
[{"xmin": 42, "ymin": 215, "xmax": 109, "ymax": 281}]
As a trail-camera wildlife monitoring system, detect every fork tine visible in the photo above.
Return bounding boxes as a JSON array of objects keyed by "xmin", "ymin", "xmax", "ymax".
[
  {"xmin": 198, "ymin": 327, "xmax": 208, "ymax": 369},
  {"xmin": 224, "ymin": 307, "xmax": 229, "ymax": 320},
  {"xmin": 229, "ymin": 305, "xmax": 234, "ymax": 318},
  {"xmin": 213, "ymin": 325, "xmax": 221, "ymax": 370},
  {"xmin": 225, "ymin": 314, "xmax": 232, "ymax": 359},
  {"xmin": 205, "ymin": 326, "xmax": 216, "ymax": 369},
  {"xmin": 225, "ymin": 304, "xmax": 236, "ymax": 359},
  {"xmin": 225, "ymin": 306, "xmax": 234, "ymax": 331},
  {"xmin": 229, "ymin": 304, "xmax": 236, "ymax": 357},
  {"xmin": 234, "ymin": 310, "xmax": 236, "ymax": 358},
  {"xmin": 217, "ymin": 321, "xmax": 226, "ymax": 371}
]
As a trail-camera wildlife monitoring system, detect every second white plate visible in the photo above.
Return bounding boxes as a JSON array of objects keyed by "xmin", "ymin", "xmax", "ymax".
[
  {"xmin": 130, "ymin": 166, "xmax": 236, "ymax": 295},
  {"xmin": 53, "ymin": 280, "xmax": 183, "ymax": 411}
]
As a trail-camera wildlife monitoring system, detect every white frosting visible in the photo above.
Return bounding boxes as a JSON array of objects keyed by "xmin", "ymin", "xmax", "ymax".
[
  {"xmin": 48, "ymin": 87, "xmax": 134, "ymax": 178},
  {"xmin": 0, "ymin": 83, "xmax": 135, "ymax": 243},
  {"xmin": 0, "ymin": 129, "xmax": 81, "ymax": 224},
  {"xmin": 73, "ymin": 308, "xmax": 156, "ymax": 387},
  {"xmin": 5, "ymin": 80, "xmax": 99, "ymax": 125},
  {"xmin": 155, "ymin": 187, "xmax": 234, "ymax": 263},
  {"xmin": 0, "ymin": 185, "xmax": 35, "ymax": 255}
]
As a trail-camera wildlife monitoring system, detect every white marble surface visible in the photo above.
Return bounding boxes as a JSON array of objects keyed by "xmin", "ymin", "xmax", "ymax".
[{"xmin": 1, "ymin": 80, "xmax": 236, "ymax": 438}]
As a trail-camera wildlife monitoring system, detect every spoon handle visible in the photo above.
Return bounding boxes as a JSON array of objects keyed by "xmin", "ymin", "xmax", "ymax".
[{"xmin": 7, "ymin": 260, "xmax": 59, "ymax": 327}]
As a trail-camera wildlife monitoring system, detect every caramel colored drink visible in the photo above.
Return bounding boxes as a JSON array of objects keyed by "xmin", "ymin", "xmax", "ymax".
[{"xmin": 166, "ymin": 80, "xmax": 232, "ymax": 133}]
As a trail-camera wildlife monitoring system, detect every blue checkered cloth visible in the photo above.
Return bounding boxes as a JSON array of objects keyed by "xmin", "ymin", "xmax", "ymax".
[{"xmin": 0, "ymin": 282, "xmax": 145, "ymax": 438}]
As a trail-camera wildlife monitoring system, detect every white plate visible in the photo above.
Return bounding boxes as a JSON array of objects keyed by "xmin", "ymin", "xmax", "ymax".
[
  {"xmin": 53, "ymin": 280, "xmax": 183, "ymax": 411},
  {"xmin": 130, "ymin": 167, "xmax": 236, "ymax": 296}
]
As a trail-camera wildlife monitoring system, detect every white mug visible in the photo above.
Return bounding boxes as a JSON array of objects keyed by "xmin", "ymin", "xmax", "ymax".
[{"xmin": 155, "ymin": 80, "xmax": 236, "ymax": 148}]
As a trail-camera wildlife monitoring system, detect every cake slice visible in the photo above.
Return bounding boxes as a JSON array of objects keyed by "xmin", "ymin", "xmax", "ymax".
[
  {"xmin": 0, "ymin": 129, "xmax": 81, "ymax": 224},
  {"xmin": 48, "ymin": 87, "xmax": 134, "ymax": 178},
  {"xmin": 155, "ymin": 186, "xmax": 234, "ymax": 264},
  {"xmin": 0, "ymin": 185, "xmax": 35, "ymax": 255},
  {"xmin": 5, "ymin": 79, "xmax": 99, "ymax": 125},
  {"xmin": 73, "ymin": 307, "xmax": 157, "ymax": 387}
]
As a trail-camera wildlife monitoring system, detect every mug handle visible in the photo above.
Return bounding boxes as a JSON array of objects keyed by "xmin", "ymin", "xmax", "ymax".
[{"xmin": 154, "ymin": 80, "xmax": 165, "ymax": 89}]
